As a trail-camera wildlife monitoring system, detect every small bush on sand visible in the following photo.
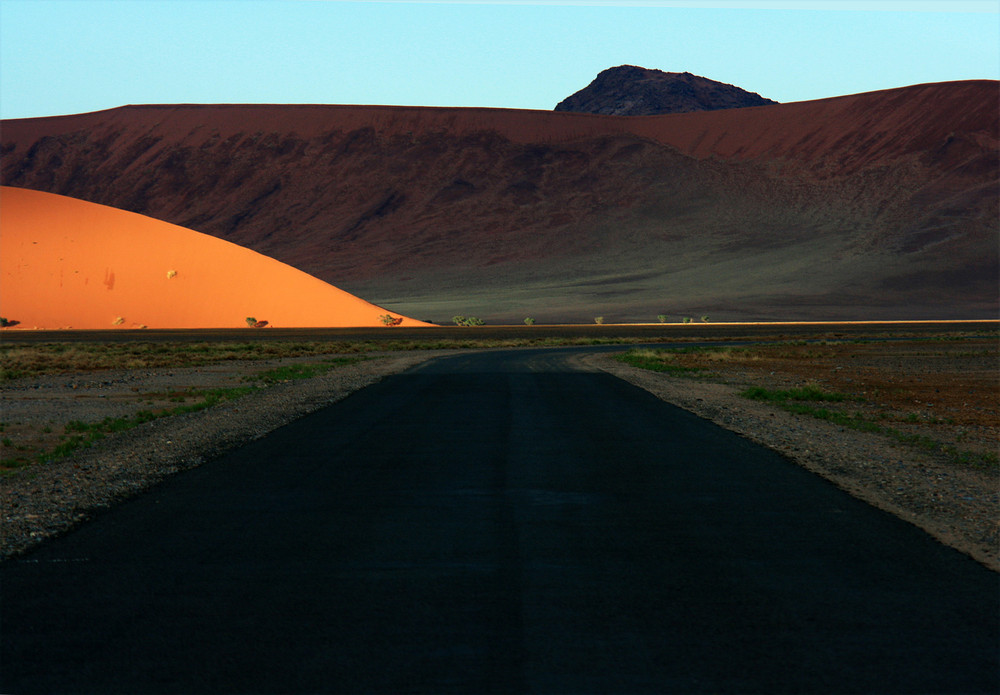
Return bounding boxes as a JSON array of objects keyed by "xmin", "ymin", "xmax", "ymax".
[
  {"xmin": 524, "ymin": 317, "xmax": 535, "ymax": 326},
  {"xmin": 594, "ymin": 316, "xmax": 604, "ymax": 325}
]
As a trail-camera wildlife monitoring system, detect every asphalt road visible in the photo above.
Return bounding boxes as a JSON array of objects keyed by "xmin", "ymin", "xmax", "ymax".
[{"xmin": 2, "ymin": 347, "xmax": 997, "ymax": 693}]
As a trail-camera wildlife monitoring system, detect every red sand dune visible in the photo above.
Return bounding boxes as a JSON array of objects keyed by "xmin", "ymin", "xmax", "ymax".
[
  {"xmin": 4, "ymin": 81, "xmax": 991, "ymax": 168},
  {"xmin": 0, "ymin": 187, "xmax": 431, "ymax": 329}
]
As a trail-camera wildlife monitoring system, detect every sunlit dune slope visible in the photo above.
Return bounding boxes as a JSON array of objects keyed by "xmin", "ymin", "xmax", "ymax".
[{"xmin": 0, "ymin": 187, "xmax": 430, "ymax": 329}]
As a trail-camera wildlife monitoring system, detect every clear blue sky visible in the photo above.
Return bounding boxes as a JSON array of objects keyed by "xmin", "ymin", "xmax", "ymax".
[{"xmin": 1, "ymin": 0, "xmax": 996, "ymax": 119}]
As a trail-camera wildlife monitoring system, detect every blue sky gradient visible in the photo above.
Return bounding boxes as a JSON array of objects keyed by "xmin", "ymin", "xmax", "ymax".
[{"xmin": 1, "ymin": 0, "xmax": 997, "ymax": 119}]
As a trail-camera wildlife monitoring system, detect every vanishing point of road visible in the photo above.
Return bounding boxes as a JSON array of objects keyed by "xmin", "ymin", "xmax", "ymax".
[{"xmin": 2, "ymin": 344, "xmax": 997, "ymax": 693}]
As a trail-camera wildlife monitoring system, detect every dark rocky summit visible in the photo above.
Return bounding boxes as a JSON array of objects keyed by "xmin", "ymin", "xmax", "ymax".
[{"xmin": 555, "ymin": 65, "xmax": 778, "ymax": 115}]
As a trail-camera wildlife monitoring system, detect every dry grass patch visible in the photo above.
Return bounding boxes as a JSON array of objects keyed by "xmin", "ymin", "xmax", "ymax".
[
  {"xmin": 0, "ymin": 354, "xmax": 375, "ymax": 475},
  {"xmin": 620, "ymin": 334, "xmax": 999, "ymax": 470},
  {"xmin": 0, "ymin": 342, "xmax": 382, "ymax": 381},
  {"xmin": 0, "ymin": 336, "xmax": 671, "ymax": 382}
]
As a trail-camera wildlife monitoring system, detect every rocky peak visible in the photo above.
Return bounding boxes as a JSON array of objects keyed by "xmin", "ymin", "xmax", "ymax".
[{"xmin": 555, "ymin": 65, "xmax": 777, "ymax": 116}]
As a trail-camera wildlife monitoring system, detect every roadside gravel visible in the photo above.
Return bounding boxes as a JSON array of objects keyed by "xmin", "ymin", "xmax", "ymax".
[
  {"xmin": 585, "ymin": 352, "xmax": 999, "ymax": 572},
  {"xmin": 1, "ymin": 352, "xmax": 443, "ymax": 559}
]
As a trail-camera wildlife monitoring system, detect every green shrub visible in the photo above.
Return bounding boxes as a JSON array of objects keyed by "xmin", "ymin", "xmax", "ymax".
[
  {"xmin": 594, "ymin": 316, "xmax": 604, "ymax": 325},
  {"xmin": 615, "ymin": 350, "xmax": 703, "ymax": 376},
  {"xmin": 741, "ymin": 385, "xmax": 850, "ymax": 402},
  {"xmin": 524, "ymin": 317, "xmax": 535, "ymax": 326},
  {"xmin": 452, "ymin": 316, "xmax": 484, "ymax": 327},
  {"xmin": 657, "ymin": 315, "xmax": 668, "ymax": 324}
]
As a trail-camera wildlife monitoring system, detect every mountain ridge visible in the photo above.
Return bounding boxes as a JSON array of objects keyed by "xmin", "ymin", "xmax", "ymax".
[{"xmin": 2, "ymin": 80, "xmax": 996, "ymax": 322}]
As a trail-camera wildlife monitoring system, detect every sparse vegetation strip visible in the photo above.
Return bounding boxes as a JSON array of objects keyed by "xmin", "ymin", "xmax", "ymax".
[
  {"xmin": 250, "ymin": 357, "xmax": 371, "ymax": 385},
  {"xmin": 1, "ymin": 356, "xmax": 373, "ymax": 474},
  {"xmin": 38, "ymin": 387, "xmax": 258, "ymax": 468},
  {"xmin": 1, "ymin": 337, "xmax": 674, "ymax": 382},
  {"xmin": 590, "ymin": 344, "xmax": 1000, "ymax": 571},
  {"xmin": 615, "ymin": 349, "xmax": 706, "ymax": 376},
  {"xmin": 616, "ymin": 337, "xmax": 998, "ymax": 472},
  {"xmin": 741, "ymin": 387, "xmax": 997, "ymax": 471},
  {"xmin": 740, "ymin": 384, "xmax": 855, "ymax": 403},
  {"xmin": 1, "ymin": 352, "xmax": 438, "ymax": 558}
]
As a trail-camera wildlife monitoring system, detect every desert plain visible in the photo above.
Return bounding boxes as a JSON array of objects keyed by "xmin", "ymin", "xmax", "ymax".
[
  {"xmin": 1, "ymin": 323, "xmax": 996, "ymax": 571},
  {"xmin": 0, "ymin": 74, "xmax": 997, "ymax": 571}
]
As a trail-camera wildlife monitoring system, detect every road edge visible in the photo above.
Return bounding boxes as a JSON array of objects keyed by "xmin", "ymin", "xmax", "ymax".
[{"xmin": 582, "ymin": 352, "xmax": 999, "ymax": 573}]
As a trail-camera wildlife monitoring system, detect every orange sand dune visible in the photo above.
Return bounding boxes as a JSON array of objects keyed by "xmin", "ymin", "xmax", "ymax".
[{"xmin": 0, "ymin": 187, "xmax": 430, "ymax": 329}]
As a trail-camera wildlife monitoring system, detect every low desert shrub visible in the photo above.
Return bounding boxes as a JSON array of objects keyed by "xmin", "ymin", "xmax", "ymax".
[
  {"xmin": 251, "ymin": 357, "xmax": 369, "ymax": 385},
  {"xmin": 452, "ymin": 316, "xmax": 484, "ymax": 327},
  {"xmin": 740, "ymin": 384, "xmax": 851, "ymax": 403},
  {"xmin": 615, "ymin": 349, "xmax": 704, "ymax": 376}
]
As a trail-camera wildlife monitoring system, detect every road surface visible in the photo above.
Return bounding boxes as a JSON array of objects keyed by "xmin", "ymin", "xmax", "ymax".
[{"xmin": 2, "ymin": 347, "xmax": 997, "ymax": 693}]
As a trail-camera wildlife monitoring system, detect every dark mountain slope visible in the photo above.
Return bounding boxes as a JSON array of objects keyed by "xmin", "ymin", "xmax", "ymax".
[
  {"xmin": 555, "ymin": 65, "xmax": 777, "ymax": 115},
  {"xmin": 2, "ymin": 81, "xmax": 996, "ymax": 322}
]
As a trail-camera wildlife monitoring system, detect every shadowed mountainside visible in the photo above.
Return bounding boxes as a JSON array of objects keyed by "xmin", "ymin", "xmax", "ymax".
[
  {"xmin": 554, "ymin": 65, "xmax": 777, "ymax": 115},
  {"xmin": 2, "ymin": 80, "xmax": 997, "ymax": 322}
]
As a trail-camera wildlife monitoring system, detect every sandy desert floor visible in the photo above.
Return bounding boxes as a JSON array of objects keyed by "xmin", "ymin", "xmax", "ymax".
[{"xmin": 1, "ymin": 331, "xmax": 997, "ymax": 569}]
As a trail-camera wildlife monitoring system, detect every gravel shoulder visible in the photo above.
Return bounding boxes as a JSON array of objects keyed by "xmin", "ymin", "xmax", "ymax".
[
  {"xmin": 584, "ymin": 352, "xmax": 999, "ymax": 572},
  {"xmin": 1, "ymin": 352, "xmax": 444, "ymax": 558}
]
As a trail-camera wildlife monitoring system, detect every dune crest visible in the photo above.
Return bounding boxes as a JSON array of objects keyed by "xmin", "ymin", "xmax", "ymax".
[{"xmin": 0, "ymin": 187, "xmax": 430, "ymax": 329}]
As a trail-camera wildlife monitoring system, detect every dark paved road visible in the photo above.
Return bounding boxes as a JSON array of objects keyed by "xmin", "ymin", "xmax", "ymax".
[{"xmin": 2, "ymin": 348, "xmax": 997, "ymax": 693}]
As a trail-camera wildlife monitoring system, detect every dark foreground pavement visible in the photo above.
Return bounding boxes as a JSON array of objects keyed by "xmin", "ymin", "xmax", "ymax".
[{"xmin": 2, "ymin": 348, "xmax": 997, "ymax": 693}]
